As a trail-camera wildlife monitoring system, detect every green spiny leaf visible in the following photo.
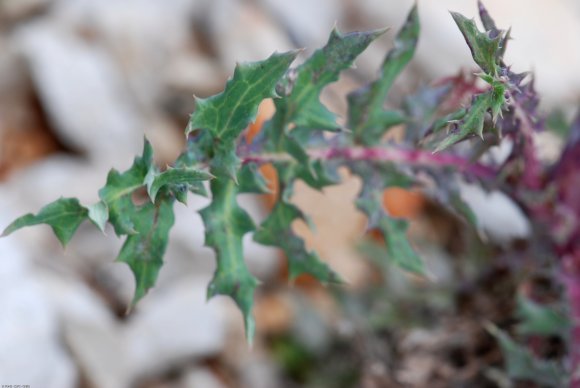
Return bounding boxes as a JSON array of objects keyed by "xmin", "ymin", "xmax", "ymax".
[
  {"xmin": 259, "ymin": 28, "xmax": 386, "ymax": 204},
  {"xmin": 146, "ymin": 166, "xmax": 213, "ymax": 203},
  {"xmin": 276, "ymin": 133, "xmax": 341, "ymax": 195},
  {"xmin": 451, "ymin": 11, "xmax": 503, "ymax": 77},
  {"xmin": 275, "ymin": 27, "xmax": 387, "ymax": 132},
  {"xmin": 489, "ymin": 80, "xmax": 506, "ymax": 122},
  {"xmin": 187, "ymin": 51, "xmax": 298, "ymax": 179},
  {"xmin": 2, "ymin": 197, "xmax": 88, "ymax": 247},
  {"xmin": 348, "ymin": 5, "xmax": 419, "ymax": 145},
  {"xmin": 434, "ymin": 90, "xmax": 503, "ymax": 152},
  {"xmin": 188, "ymin": 51, "xmax": 298, "ymax": 141},
  {"xmin": 118, "ymin": 200, "xmax": 175, "ymax": 306},
  {"xmin": 254, "ymin": 200, "xmax": 341, "ymax": 282},
  {"xmin": 87, "ymin": 201, "xmax": 108, "ymax": 232},
  {"xmin": 99, "ymin": 140, "xmax": 153, "ymax": 235},
  {"xmin": 378, "ymin": 216, "xmax": 424, "ymax": 274},
  {"xmin": 298, "ymin": 160, "xmax": 341, "ymax": 192},
  {"xmin": 252, "ymin": 160, "xmax": 341, "ymax": 282},
  {"xmin": 237, "ymin": 163, "xmax": 271, "ymax": 194},
  {"xmin": 199, "ymin": 178, "xmax": 259, "ymax": 343},
  {"xmin": 171, "ymin": 142, "xmax": 211, "ymax": 203},
  {"xmin": 351, "ymin": 162, "xmax": 425, "ymax": 275}
]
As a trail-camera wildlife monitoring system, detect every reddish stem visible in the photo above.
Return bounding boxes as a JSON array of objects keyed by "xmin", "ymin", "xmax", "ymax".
[{"xmin": 242, "ymin": 146, "xmax": 497, "ymax": 179}]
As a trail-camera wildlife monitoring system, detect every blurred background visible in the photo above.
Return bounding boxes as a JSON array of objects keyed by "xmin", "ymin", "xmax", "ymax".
[{"xmin": 0, "ymin": 0, "xmax": 579, "ymax": 387}]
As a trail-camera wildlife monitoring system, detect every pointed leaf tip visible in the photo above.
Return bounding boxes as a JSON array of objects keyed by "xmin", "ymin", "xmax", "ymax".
[
  {"xmin": 147, "ymin": 167, "xmax": 213, "ymax": 203},
  {"xmin": 348, "ymin": 4, "xmax": 419, "ymax": 145},
  {"xmin": 2, "ymin": 198, "xmax": 89, "ymax": 247},
  {"xmin": 118, "ymin": 200, "xmax": 175, "ymax": 307},
  {"xmin": 200, "ymin": 178, "xmax": 259, "ymax": 341},
  {"xmin": 451, "ymin": 10, "xmax": 503, "ymax": 76},
  {"xmin": 99, "ymin": 144, "xmax": 153, "ymax": 236},
  {"xmin": 88, "ymin": 201, "xmax": 108, "ymax": 232}
]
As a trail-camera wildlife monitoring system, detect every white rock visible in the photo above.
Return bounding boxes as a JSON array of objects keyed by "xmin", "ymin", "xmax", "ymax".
[
  {"xmin": 164, "ymin": 52, "xmax": 226, "ymax": 96},
  {"xmin": 0, "ymin": 209, "xmax": 31, "ymax": 284},
  {"xmin": 534, "ymin": 131, "xmax": 564, "ymax": 164},
  {"xmin": 182, "ymin": 367, "xmax": 226, "ymax": 388},
  {"xmin": 15, "ymin": 21, "xmax": 143, "ymax": 164},
  {"xmin": 36, "ymin": 270, "xmax": 132, "ymax": 388},
  {"xmin": 125, "ymin": 278, "xmax": 226, "ymax": 380},
  {"xmin": 37, "ymin": 270, "xmax": 117, "ymax": 327},
  {"xmin": 54, "ymin": 0, "xmax": 206, "ymax": 110},
  {"xmin": 1, "ymin": 196, "xmax": 125, "ymax": 387},
  {"xmin": 65, "ymin": 320, "xmax": 130, "ymax": 388},
  {"xmin": 238, "ymin": 353, "xmax": 281, "ymax": 388},
  {"xmin": 0, "ymin": 271, "xmax": 77, "ymax": 388},
  {"xmin": 459, "ymin": 182, "xmax": 531, "ymax": 244},
  {"xmin": 243, "ymin": 232, "xmax": 282, "ymax": 281},
  {"xmin": 256, "ymin": 0, "xmax": 342, "ymax": 47},
  {"xmin": 5, "ymin": 155, "xmax": 108, "ymax": 207},
  {"xmin": 0, "ymin": 36, "xmax": 29, "ymax": 99},
  {"xmin": 202, "ymin": 0, "xmax": 294, "ymax": 73}
]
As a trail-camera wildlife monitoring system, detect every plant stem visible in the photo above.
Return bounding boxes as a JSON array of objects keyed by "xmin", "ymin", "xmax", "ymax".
[{"xmin": 241, "ymin": 146, "xmax": 497, "ymax": 179}]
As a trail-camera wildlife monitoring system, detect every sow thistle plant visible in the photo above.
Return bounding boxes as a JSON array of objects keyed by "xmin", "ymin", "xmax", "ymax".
[{"xmin": 3, "ymin": 2, "xmax": 579, "ymax": 385}]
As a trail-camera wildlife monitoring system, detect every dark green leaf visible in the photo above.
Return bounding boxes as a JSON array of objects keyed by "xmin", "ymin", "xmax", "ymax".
[
  {"xmin": 350, "ymin": 162, "xmax": 425, "ymax": 275},
  {"xmin": 187, "ymin": 51, "xmax": 298, "ymax": 141},
  {"xmin": 87, "ymin": 201, "xmax": 108, "ymax": 232},
  {"xmin": 254, "ymin": 201, "xmax": 341, "ymax": 282},
  {"xmin": 199, "ymin": 179, "xmax": 259, "ymax": 343},
  {"xmin": 237, "ymin": 163, "xmax": 271, "ymax": 194},
  {"xmin": 99, "ymin": 141, "xmax": 153, "ymax": 235},
  {"xmin": 253, "ymin": 159, "xmax": 342, "ymax": 283},
  {"xmin": 348, "ymin": 5, "xmax": 420, "ymax": 145},
  {"xmin": 377, "ymin": 216, "xmax": 424, "ymax": 274},
  {"xmin": 277, "ymin": 27, "xmax": 387, "ymax": 131},
  {"xmin": 450, "ymin": 11, "xmax": 503, "ymax": 77},
  {"xmin": 118, "ymin": 200, "xmax": 175, "ymax": 306},
  {"xmin": 2, "ymin": 197, "xmax": 88, "ymax": 247},
  {"xmin": 433, "ymin": 90, "xmax": 505, "ymax": 152},
  {"xmin": 187, "ymin": 51, "xmax": 298, "ymax": 179},
  {"xmin": 146, "ymin": 166, "xmax": 213, "ymax": 203}
]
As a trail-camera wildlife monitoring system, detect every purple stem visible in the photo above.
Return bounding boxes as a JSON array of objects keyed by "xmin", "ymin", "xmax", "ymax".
[{"xmin": 242, "ymin": 146, "xmax": 497, "ymax": 179}]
